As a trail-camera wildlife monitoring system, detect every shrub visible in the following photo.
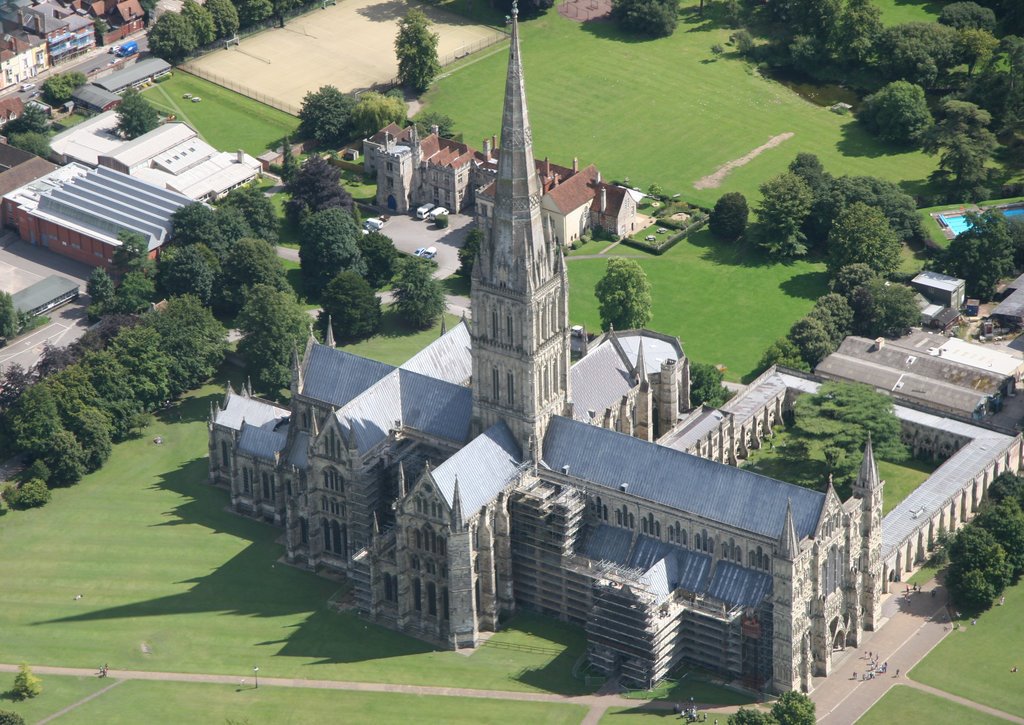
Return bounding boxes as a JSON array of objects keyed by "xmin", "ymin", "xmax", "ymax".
[
  {"xmin": 24, "ymin": 459, "xmax": 50, "ymax": 484},
  {"xmin": 731, "ymin": 28, "xmax": 754, "ymax": 55},
  {"xmin": 434, "ymin": 213, "xmax": 449, "ymax": 229},
  {"xmin": 12, "ymin": 664, "xmax": 41, "ymax": 700},
  {"xmin": 6, "ymin": 479, "xmax": 51, "ymax": 509}
]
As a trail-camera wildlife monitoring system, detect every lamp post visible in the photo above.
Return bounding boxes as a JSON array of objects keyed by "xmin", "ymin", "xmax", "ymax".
[{"xmin": 253, "ymin": 666, "xmax": 259, "ymax": 689}]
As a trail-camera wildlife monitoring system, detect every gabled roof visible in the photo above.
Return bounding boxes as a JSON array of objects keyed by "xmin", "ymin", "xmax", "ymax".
[
  {"xmin": 300, "ymin": 342, "xmax": 395, "ymax": 408},
  {"xmin": 430, "ymin": 420, "xmax": 523, "ymax": 521},
  {"xmin": 0, "ymin": 95, "xmax": 23, "ymax": 122},
  {"xmin": 114, "ymin": 0, "xmax": 142, "ymax": 22},
  {"xmin": 214, "ymin": 390, "xmax": 289, "ymax": 430},
  {"xmin": 592, "ymin": 183, "xmax": 628, "ymax": 217},
  {"xmin": 400, "ymin": 320, "xmax": 472, "ymax": 384},
  {"xmin": 237, "ymin": 421, "xmax": 287, "ymax": 461},
  {"xmin": 543, "ymin": 416, "xmax": 825, "ymax": 540},
  {"xmin": 544, "ymin": 163, "xmax": 598, "ymax": 213}
]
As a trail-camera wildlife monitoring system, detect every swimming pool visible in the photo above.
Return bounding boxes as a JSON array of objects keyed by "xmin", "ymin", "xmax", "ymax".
[{"xmin": 942, "ymin": 207, "xmax": 1024, "ymax": 236}]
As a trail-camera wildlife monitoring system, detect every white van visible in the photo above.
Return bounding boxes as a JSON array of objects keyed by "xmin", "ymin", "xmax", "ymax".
[
  {"xmin": 428, "ymin": 207, "xmax": 449, "ymax": 222},
  {"xmin": 363, "ymin": 218, "xmax": 385, "ymax": 232},
  {"xmin": 416, "ymin": 203, "xmax": 435, "ymax": 219},
  {"xmin": 20, "ymin": 83, "xmax": 35, "ymax": 92}
]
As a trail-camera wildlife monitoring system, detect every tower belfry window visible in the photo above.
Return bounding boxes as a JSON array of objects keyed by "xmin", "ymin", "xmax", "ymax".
[
  {"xmin": 507, "ymin": 372, "xmax": 514, "ymax": 404},
  {"xmin": 506, "ymin": 314, "xmax": 513, "ymax": 342},
  {"xmin": 491, "ymin": 309, "xmax": 498, "ymax": 338},
  {"xmin": 492, "ymin": 367, "xmax": 499, "ymax": 400}
]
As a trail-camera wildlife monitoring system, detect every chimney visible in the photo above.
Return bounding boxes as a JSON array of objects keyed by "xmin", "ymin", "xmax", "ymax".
[
  {"xmin": 236, "ymin": 149, "xmax": 244, "ymax": 163},
  {"xmin": 483, "ymin": 138, "xmax": 491, "ymax": 158},
  {"xmin": 572, "ymin": 157, "xmax": 579, "ymax": 173},
  {"xmin": 553, "ymin": 173, "xmax": 560, "ymax": 187},
  {"xmin": 596, "ymin": 170, "xmax": 601, "ymax": 183},
  {"xmin": 600, "ymin": 187, "xmax": 607, "ymax": 213},
  {"xmin": 873, "ymin": 337, "xmax": 885, "ymax": 351},
  {"xmin": 430, "ymin": 124, "xmax": 439, "ymax": 136},
  {"xmin": 491, "ymin": 134, "xmax": 497, "ymax": 151},
  {"xmin": 544, "ymin": 156, "xmax": 550, "ymax": 177}
]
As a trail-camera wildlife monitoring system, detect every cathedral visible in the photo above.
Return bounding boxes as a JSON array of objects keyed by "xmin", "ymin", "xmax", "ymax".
[{"xmin": 208, "ymin": 5, "xmax": 882, "ymax": 693}]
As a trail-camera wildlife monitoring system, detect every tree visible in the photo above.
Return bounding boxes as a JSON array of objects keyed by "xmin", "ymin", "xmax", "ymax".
[
  {"xmin": 358, "ymin": 231, "xmax": 399, "ymax": 288},
  {"xmin": 924, "ymin": 100, "xmax": 998, "ymax": 198},
  {"xmin": 220, "ymin": 184, "xmax": 277, "ymax": 242},
  {"xmin": 170, "ymin": 203, "xmax": 221, "ymax": 250},
  {"xmin": 975, "ymin": 498, "xmax": 1024, "ymax": 577},
  {"xmin": 5, "ymin": 479, "xmax": 51, "ymax": 509},
  {"xmin": 116, "ymin": 88, "xmax": 160, "ymax": 140},
  {"xmin": 205, "ymin": 0, "xmax": 240, "ymax": 38},
  {"xmin": 299, "ymin": 208, "xmax": 365, "ymax": 299},
  {"xmin": 0, "ymin": 363, "xmax": 33, "ymax": 412},
  {"xmin": 808, "ymin": 175, "xmax": 923, "ymax": 247},
  {"xmin": 690, "ymin": 361, "xmax": 731, "ymax": 408},
  {"xmin": 108, "ymin": 324, "xmax": 172, "ymax": 408},
  {"xmin": 940, "ymin": 210, "xmax": 1014, "ymax": 300},
  {"xmin": 182, "ymin": 0, "xmax": 216, "ymax": 45},
  {"xmin": 109, "ymin": 271, "xmax": 155, "ymax": 314},
  {"xmin": 298, "ymin": 85, "xmax": 356, "ymax": 148},
  {"xmin": 236, "ymin": 284, "xmax": 310, "ymax": 392},
  {"xmin": 146, "ymin": 295, "xmax": 227, "ymax": 395},
  {"xmin": 146, "ymin": 11, "xmax": 197, "ymax": 63},
  {"xmin": 940, "ymin": 2, "xmax": 996, "ymax": 31},
  {"xmin": 790, "ymin": 381, "xmax": 907, "ymax": 490},
  {"xmin": 826, "ymin": 202, "xmax": 901, "ymax": 276},
  {"xmin": 3, "ymin": 103, "xmax": 47, "ymax": 136},
  {"xmin": 86, "ymin": 267, "xmax": 115, "ymax": 315},
  {"xmin": 611, "ymin": 0, "xmax": 678, "ymax": 37},
  {"xmin": 755, "ymin": 173, "xmax": 813, "ymax": 259},
  {"xmin": 859, "ymin": 81, "xmax": 932, "ymax": 146},
  {"xmin": 64, "ymin": 405, "xmax": 113, "ymax": 471},
  {"xmin": 0, "ymin": 710, "xmax": 26, "ymax": 725},
  {"xmin": 157, "ymin": 243, "xmax": 218, "ymax": 304},
  {"xmin": 217, "ymin": 237, "xmax": 288, "ymax": 312},
  {"xmin": 458, "ymin": 227, "xmax": 483, "ymax": 276},
  {"xmin": 349, "ymin": 92, "xmax": 407, "ymax": 140},
  {"xmin": 947, "ymin": 524, "xmax": 1012, "ymax": 611},
  {"xmin": 44, "ymin": 428, "xmax": 88, "ymax": 487},
  {"xmin": 594, "ymin": 258, "xmax": 652, "ymax": 331},
  {"xmin": 856, "ymin": 279, "xmax": 919, "ymax": 338},
  {"xmin": 392, "ymin": 257, "xmax": 446, "ymax": 330},
  {"xmin": 9, "ymin": 385, "xmax": 62, "ymax": 460},
  {"xmin": 11, "ymin": 664, "xmax": 41, "ymax": 700},
  {"xmin": 833, "ymin": 0, "xmax": 881, "ymax": 67},
  {"xmin": 989, "ymin": 472, "xmax": 1024, "ymax": 509},
  {"xmin": 728, "ymin": 709, "xmax": 776, "ymax": 725},
  {"xmin": 0, "ymin": 291, "xmax": 16, "ymax": 339},
  {"xmin": 280, "ymin": 136, "xmax": 298, "ymax": 183},
  {"xmin": 234, "ymin": 0, "xmax": 272, "ymax": 26},
  {"xmin": 414, "ymin": 111, "xmax": 455, "ymax": 139},
  {"xmin": 319, "ymin": 271, "xmax": 381, "ymax": 343},
  {"xmin": 286, "ymin": 155, "xmax": 353, "ymax": 220},
  {"xmin": 771, "ymin": 691, "xmax": 815, "ymax": 725},
  {"xmin": 7, "ymin": 131, "xmax": 50, "ymax": 159},
  {"xmin": 788, "ymin": 316, "xmax": 834, "ymax": 369},
  {"xmin": 709, "ymin": 192, "xmax": 749, "ymax": 241},
  {"xmin": 41, "ymin": 71, "xmax": 86, "ymax": 105},
  {"xmin": 112, "ymin": 230, "xmax": 150, "ymax": 276},
  {"xmin": 396, "ymin": 8, "xmax": 441, "ymax": 93},
  {"xmin": 958, "ymin": 28, "xmax": 998, "ymax": 76},
  {"xmin": 874, "ymin": 22, "xmax": 959, "ymax": 89},
  {"xmin": 808, "ymin": 293, "xmax": 853, "ymax": 346}
]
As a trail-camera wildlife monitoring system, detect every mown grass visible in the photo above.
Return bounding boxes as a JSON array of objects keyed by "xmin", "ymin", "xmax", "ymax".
[
  {"xmin": 872, "ymin": 0, "xmax": 949, "ymax": 25},
  {"xmin": 0, "ymin": 373, "xmax": 594, "ymax": 697},
  {"xmin": 422, "ymin": 4, "xmax": 940, "ymax": 209},
  {"xmin": 0, "ymin": 674, "xmax": 109, "ymax": 724},
  {"xmin": 340, "ymin": 307, "xmax": 462, "ymax": 366},
  {"xmin": 859, "ymin": 684, "xmax": 1007, "ymax": 724},
  {"xmin": 142, "ymin": 71, "xmax": 298, "ymax": 156},
  {"xmin": 566, "ymin": 229, "xmax": 828, "ymax": 381}
]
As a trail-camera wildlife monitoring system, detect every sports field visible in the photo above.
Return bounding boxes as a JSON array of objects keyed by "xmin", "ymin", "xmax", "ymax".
[{"xmin": 184, "ymin": 0, "xmax": 503, "ymax": 112}]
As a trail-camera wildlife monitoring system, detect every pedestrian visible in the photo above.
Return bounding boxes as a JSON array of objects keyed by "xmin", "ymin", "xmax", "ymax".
[
  {"xmin": 896, "ymin": 669, "xmax": 900, "ymax": 677},
  {"xmin": 932, "ymin": 590, "xmax": 936, "ymax": 598}
]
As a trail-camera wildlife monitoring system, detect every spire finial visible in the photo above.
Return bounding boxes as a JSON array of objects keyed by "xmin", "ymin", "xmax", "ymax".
[
  {"xmin": 325, "ymin": 316, "xmax": 336, "ymax": 348},
  {"xmin": 451, "ymin": 475, "xmax": 464, "ymax": 531},
  {"xmin": 511, "ymin": 0, "xmax": 518, "ymax": 16},
  {"xmin": 635, "ymin": 336, "xmax": 648, "ymax": 384},
  {"xmin": 780, "ymin": 498, "xmax": 799, "ymax": 560}
]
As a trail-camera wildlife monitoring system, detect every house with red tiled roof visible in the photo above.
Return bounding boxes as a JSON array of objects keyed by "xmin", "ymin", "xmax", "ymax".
[
  {"xmin": 72, "ymin": 0, "xmax": 143, "ymax": 46},
  {"xmin": 0, "ymin": 94, "xmax": 22, "ymax": 123}
]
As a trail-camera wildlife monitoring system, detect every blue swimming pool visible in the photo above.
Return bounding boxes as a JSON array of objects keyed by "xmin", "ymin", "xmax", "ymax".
[{"xmin": 942, "ymin": 207, "xmax": 1024, "ymax": 236}]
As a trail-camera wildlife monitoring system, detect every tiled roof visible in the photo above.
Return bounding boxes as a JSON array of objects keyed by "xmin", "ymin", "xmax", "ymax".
[
  {"xmin": 0, "ymin": 95, "xmax": 22, "ymax": 122},
  {"xmin": 544, "ymin": 164, "xmax": 598, "ymax": 213},
  {"xmin": 591, "ymin": 183, "xmax": 627, "ymax": 217},
  {"xmin": 543, "ymin": 416, "xmax": 825, "ymax": 541},
  {"xmin": 300, "ymin": 343, "xmax": 395, "ymax": 408},
  {"xmin": 431, "ymin": 421, "xmax": 523, "ymax": 521}
]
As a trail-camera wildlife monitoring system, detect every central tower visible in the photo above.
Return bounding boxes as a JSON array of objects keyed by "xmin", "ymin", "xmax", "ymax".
[{"xmin": 470, "ymin": 2, "xmax": 571, "ymax": 456}]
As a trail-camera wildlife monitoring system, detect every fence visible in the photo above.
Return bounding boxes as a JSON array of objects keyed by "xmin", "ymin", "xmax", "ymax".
[
  {"xmin": 437, "ymin": 31, "xmax": 510, "ymax": 67},
  {"xmin": 175, "ymin": 64, "xmax": 302, "ymax": 115}
]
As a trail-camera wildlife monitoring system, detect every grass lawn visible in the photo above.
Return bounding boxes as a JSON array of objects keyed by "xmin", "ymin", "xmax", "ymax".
[
  {"xmin": 873, "ymin": 0, "xmax": 948, "ymax": 25},
  {"xmin": 908, "ymin": 562, "xmax": 943, "ymax": 586},
  {"xmin": 877, "ymin": 458, "xmax": 938, "ymax": 515},
  {"xmin": 340, "ymin": 307, "xmax": 462, "ymax": 366},
  {"xmin": 0, "ymin": 674, "xmax": 109, "ymax": 723},
  {"xmin": 601, "ymin": 703, "xmax": 767, "ymax": 724},
  {"xmin": 142, "ymin": 72, "xmax": 298, "ymax": 156},
  {"xmin": 0, "ymin": 373, "xmax": 594, "ymax": 697},
  {"xmin": 910, "ymin": 577, "xmax": 1024, "ymax": 716},
  {"xmin": 422, "ymin": 5, "xmax": 940, "ymax": 210},
  {"xmin": 898, "ymin": 240, "xmax": 930, "ymax": 276},
  {"xmin": 858, "ymin": 684, "xmax": 1006, "ymax": 725},
  {"xmin": 622, "ymin": 673, "xmax": 756, "ymax": 706},
  {"xmin": 41, "ymin": 679, "xmax": 586, "ymax": 725},
  {"xmin": 567, "ymin": 229, "xmax": 828, "ymax": 381}
]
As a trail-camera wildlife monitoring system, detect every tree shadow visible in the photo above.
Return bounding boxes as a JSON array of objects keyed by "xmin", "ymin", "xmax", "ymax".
[
  {"xmin": 579, "ymin": 17, "xmax": 652, "ymax": 44},
  {"xmin": 779, "ymin": 270, "xmax": 830, "ymax": 301},
  {"xmin": 836, "ymin": 121, "xmax": 910, "ymax": 160},
  {"xmin": 686, "ymin": 228, "xmax": 787, "ymax": 269},
  {"xmin": 355, "ymin": 0, "xmax": 407, "ymax": 23}
]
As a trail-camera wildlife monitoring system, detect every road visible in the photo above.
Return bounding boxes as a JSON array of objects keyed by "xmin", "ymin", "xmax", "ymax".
[{"xmin": 0, "ymin": 301, "xmax": 89, "ymax": 373}]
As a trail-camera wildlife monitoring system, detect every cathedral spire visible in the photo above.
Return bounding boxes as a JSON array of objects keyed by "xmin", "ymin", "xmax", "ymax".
[
  {"xmin": 779, "ymin": 498, "xmax": 799, "ymax": 560},
  {"xmin": 451, "ymin": 475, "xmax": 464, "ymax": 531},
  {"xmin": 635, "ymin": 335, "xmax": 648, "ymax": 384},
  {"xmin": 324, "ymin": 315, "xmax": 336, "ymax": 348},
  {"xmin": 857, "ymin": 433, "xmax": 881, "ymax": 490}
]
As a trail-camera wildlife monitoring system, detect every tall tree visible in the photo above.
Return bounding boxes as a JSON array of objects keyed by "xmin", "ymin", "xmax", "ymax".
[
  {"xmin": 44, "ymin": 428, "xmax": 88, "ymax": 487},
  {"xmin": 7, "ymin": 132, "xmax": 50, "ymax": 159},
  {"xmin": 349, "ymin": 92, "xmax": 408, "ymax": 140},
  {"xmin": 236, "ymin": 284, "xmax": 309, "ymax": 392},
  {"xmin": 299, "ymin": 208, "xmax": 365, "ymax": 299},
  {"xmin": 205, "ymin": 0, "xmax": 240, "ymax": 38},
  {"xmin": 939, "ymin": 1, "xmax": 996, "ymax": 31},
  {"xmin": 298, "ymin": 86, "xmax": 356, "ymax": 147},
  {"xmin": 857, "ymin": 280, "xmax": 920, "ymax": 338},
  {"xmin": 788, "ymin": 316, "xmax": 834, "ymax": 369},
  {"xmin": 859, "ymin": 81, "xmax": 932, "ymax": 146},
  {"xmin": 357, "ymin": 231, "xmax": 399, "ymax": 288},
  {"xmin": 709, "ymin": 192, "xmax": 749, "ymax": 241},
  {"xmin": 286, "ymin": 155, "xmax": 353, "ymax": 220},
  {"xmin": 594, "ymin": 258, "xmax": 652, "ymax": 331},
  {"xmin": 116, "ymin": 88, "xmax": 160, "ymax": 140},
  {"xmin": 771, "ymin": 691, "xmax": 815, "ymax": 725},
  {"xmin": 169, "ymin": 203, "xmax": 221, "ymax": 249},
  {"xmin": 941, "ymin": 210, "xmax": 1014, "ymax": 300},
  {"xmin": 833, "ymin": 0, "xmax": 881, "ymax": 67},
  {"xmin": 280, "ymin": 136, "xmax": 299, "ymax": 183},
  {"xmin": 974, "ymin": 498, "xmax": 1024, "ymax": 577},
  {"xmin": 156, "ymin": 243, "xmax": 218, "ymax": 304},
  {"xmin": 611, "ymin": 0, "xmax": 678, "ymax": 37},
  {"xmin": 217, "ymin": 237, "xmax": 289, "ymax": 313},
  {"xmin": 874, "ymin": 22, "xmax": 959, "ymax": 89},
  {"xmin": 414, "ymin": 111, "xmax": 455, "ymax": 139},
  {"xmin": 0, "ymin": 291, "xmax": 17, "ymax": 339},
  {"xmin": 947, "ymin": 525, "xmax": 1012, "ymax": 612},
  {"xmin": 41, "ymin": 71, "xmax": 86, "ymax": 105},
  {"xmin": 110, "ymin": 272, "xmax": 155, "ymax": 314},
  {"xmin": 319, "ymin": 271, "xmax": 381, "ymax": 343},
  {"xmin": 392, "ymin": 257, "xmax": 446, "ymax": 330},
  {"xmin": 458, "ymin": 227, "xmax": 483, "ymax": 277},
  {"xmin": 86, "ymin": 268, "xmax": 115, "ymax": 314},
  {"xmin": 220, "ymin": 184, "xmax": 277, "ymax": 242},
  {"xmin": 755, "ymin": 172, "xmax": 813, "ymax": 259},
  {"xmin": 2, "ymin": 104, "xmax": 47, "ymax": 135},
  {"xmin": 108, "ymin": 324, "xmax": 172, "ymax": 408},
  {"xmin": 181, "ymin": 0, "xmax": 216, "ymax": 45},
  {"xmin": 958, "ymin": 28, "xmax": 999, "ymax": 76},
  {"xmin": 808, "ymin": 293, "xmax": 853, "ymax": 346},
  {"xmin": 233, "ymin": 0, "xmax": 272, "ymax": 26},
  {"xmin": 8, "ymin": 383, "xmax": 62, "ymax": 461},
  {"xmin": 395, "ymin": 8, "xmax": 441, "ymax": 93},
  {"xmin": 758, "ymin": 337, "xmax": 810, "ymax": 373},
  {"xmin": 689, "ymin": 361, "xmax": 731, "ymax": 408},
  {"xmin": 924, "ymin": 100, "xmax": 998, "ymax": 198},
  {"xmin": 146, "ymin": 11, "xmax": 198, "ymax": 63},
  {"xmin": 145, "ymin": 295, "xmax": 227, "ymax": 395},
  {"xmin": 826, "ymin": 202, "xmax": 901, "ymax": 276}
]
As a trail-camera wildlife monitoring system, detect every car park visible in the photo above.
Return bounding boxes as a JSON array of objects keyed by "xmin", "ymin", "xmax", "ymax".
[
  {"xmin": 421, "ymin": 246, "xmax": 438, "ymax": 259},
  {"xmin": 364, "ymin": 218, "xmax": 385, "ymax": 232},
  {"xmin": 427, "ymin": 207, "xmax": 449, "ymax": 222},
  {"xmin": 415, "ymin": 203, "xmax": 436, "ymax": 219}
]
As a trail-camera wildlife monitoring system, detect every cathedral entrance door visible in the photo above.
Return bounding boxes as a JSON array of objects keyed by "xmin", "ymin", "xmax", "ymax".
[{"xmin": 387, "ymin": 194, "xmax": 397, "ymax": 211}]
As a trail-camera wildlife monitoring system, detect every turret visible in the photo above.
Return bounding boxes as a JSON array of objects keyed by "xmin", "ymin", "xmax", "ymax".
[
  {"xmin": 450, "ymin": 475, "xmax": 464, "ymax": 531},
  {"xmin": 778, "ymin": 498, "xmax": 799, "ymax": 560}
]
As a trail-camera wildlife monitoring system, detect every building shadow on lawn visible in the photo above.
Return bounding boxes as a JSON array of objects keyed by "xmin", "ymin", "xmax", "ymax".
[{"xmin": 779, "ymin": 270, "xmax": 829, "ymax": 301}]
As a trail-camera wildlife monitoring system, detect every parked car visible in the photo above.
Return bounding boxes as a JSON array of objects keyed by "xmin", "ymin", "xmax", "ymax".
[
  {"xmin": 19, "ymin": 83, "xmax": 35, "ymax": 92},
  {"xmin": 415, "ymin": 203, "xmax": 435, "ymax": 219},
  {"xmin": 363, "ymin": 218, "xmax": 385, "ymax": 232},
  {"xmin": 414, "ymin": 247, "xmax": 428, "ymax": 257},
  {"xmin": 427, "ymin": 207, "xmax": 449, "ymax": 222},
  {"xmin": 421, "ymin": 246, "xmax": 438, "ymax": 259}
]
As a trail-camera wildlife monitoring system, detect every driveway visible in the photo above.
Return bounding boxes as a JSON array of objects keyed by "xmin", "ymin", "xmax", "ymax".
[{"xmin": 376, "ymin": 213, "xmax": 473, "ymax": 280}]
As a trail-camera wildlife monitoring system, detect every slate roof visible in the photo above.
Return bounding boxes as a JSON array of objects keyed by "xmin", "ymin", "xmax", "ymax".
[
  {"xmin": 543, "ymin": 416, "xmax": 825, "ymax": 540},
  {"xmin": 570, "ymin": 340, "xmax": 633, "ymax": 422},
  {"xmin": 431, "ymin": 421, "xmax": 523, "ymax": 521},
  {"xmin": 94, "ymin": 58, "xmax": 171, "ymax": 93},
  {"xmin": 300, "ymin": 343, "xmax": 395, "ymax": 408},
  {"xmin": 992, "ymin": 288, "xmax": 1024, "ymax": 322},
  {"xmin": 70, "ymin": 84, "xmax": 120, "ymax": 112},
  {"xmin": 705, "ymin": 560, "xmax": 773, "ymax": 608},
  {"xmin": 287, "ymin": 431, "xmax": 309, "ymax": 469},
  {"xmin": 237, "ymin": 422, "xmax": 287, "ymax": 462},
  {"xmin": 400, "ymin": 320, "xmax": 472, "ymax": 384},
  {"xmin": 660, "ymin": 406, "xmax": 727, "ymax": 452},
  {"xmin": 215, "ymin": 390, "xmax": 288, "ymax": 431}
]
